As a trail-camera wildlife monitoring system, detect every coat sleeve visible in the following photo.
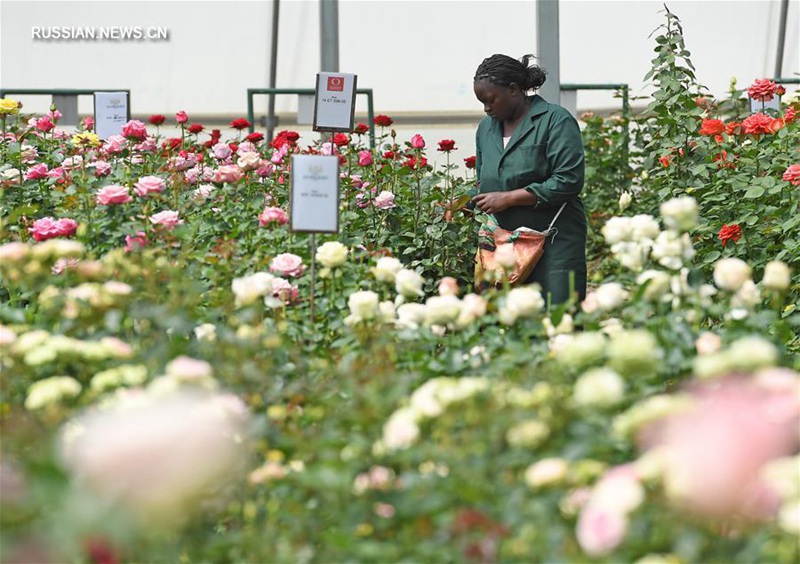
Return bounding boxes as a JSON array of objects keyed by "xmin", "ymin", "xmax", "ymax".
[{"xmin": 523, "ymin": 111, "xmax": 585, "ymax": 207}]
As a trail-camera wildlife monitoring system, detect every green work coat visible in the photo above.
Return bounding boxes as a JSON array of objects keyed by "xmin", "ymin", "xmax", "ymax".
[{"xmin": 475, "ymin": 94, "xmax": 587, "ymax": 303}]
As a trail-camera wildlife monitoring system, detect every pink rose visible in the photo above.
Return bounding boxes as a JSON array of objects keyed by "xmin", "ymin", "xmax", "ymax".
[
  {"xmin": 82, "ymin": 116, "xmax": 95, "ymax": 131},
  {"xmin": 212, "ymin": 142, "xmax": 232, "ymax": 160},
  {"xmin": 49, "ymin": 109, "xmax": 63, "ymax": 121},
  {"xmin": 258, "ymin": 206, "xmax": 288, "ymax": 227},
  {"xmin": 410, "ymin": 134, "xmax": 425, "ymax": 149},
  {"xmin": 642, "ymin": 376, "xmax": 799, "ymax": 519},
  {"xmin": 149, "ymin": 210, "xmax": 184, "ymax": 230},
  {"xmin": 46, "ymin": 167, "xmax": 65, "ymax": 180},
  {"xmin": 36, "ymin": 116, "xmax": 55, "ymax": 133},
  {"xmin": 269, "ymin": 253, "xmax": 305, "ymax": 278},
  {"xmin": 103, "ymin": 135, "xmax": 127, "ymax": 155},
  {"xmin": 134, "ymin": 138, "xmax": 157, "ymax": 152},
  {"xmin": 357, "ymin": 150, "xmax": 373, "ymax": 167},
  {"xmin": 24, "ymin": 163, "xmax": 49, "ymax": 180},
  {"xmin": 175, "ymin": 110, "xmax": 188, "ymax": 124},
  {"xmin": 121, "ymin": 119, "xmax": 148, "ymax": 141},
  {"xmin": 783, "ymin": 164, "xmax": 800, "ymax": 186},
  {"xmin": 92, "ymin": 161, "xmax": 112, "ymax": 177},
  {"xmin": 29, "ymin": 217, "xmax": 78, "ymax": 241},
  {"xmin": 96, "ymin": 184, "xmax": 132, "ymax": 205},
  {"xmin": 256, "ymin": 163, "xmax": 274, "ymax": 177},
  {"xmin": 125, "ymin": 231, "xmax": 147, "ymax": 252},
  {"xmin": 271, "ymin": 277, "xmax": 298, "ymax": 304},
  {"xmin": 576, "ymin": 505, "xmax": 628, "ymax": 557},
  {"xmin": 438, "ymin": 277, "xmax": 459, "ymax": 296},
  {"xmin": 373, "ymin": 190, "xmax": 396, "ymax": 210},
  {"xmin": 134, "ymin": 175, "xmax": 166, "ymax": 197},
  {"xmin": 213, "ymin": 165, "xmax": 244, "ymax": 184}
]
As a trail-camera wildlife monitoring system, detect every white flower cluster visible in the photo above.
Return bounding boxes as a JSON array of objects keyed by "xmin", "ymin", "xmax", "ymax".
[
  {"xmin": 378, "ymin": 377, "xmax": 490, "ymax": 452},
  {"xmin": 12, "ymin": 330, "xmax": 133, "ymax": 368},
  {"xmin": 693, "ymin": 335, "xmax": 780, "ymax": 379}
]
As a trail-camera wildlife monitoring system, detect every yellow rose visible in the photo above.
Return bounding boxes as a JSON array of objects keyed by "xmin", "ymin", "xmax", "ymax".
[
  {"xmin": 0, "ymin": 98, "xmax": 21, "ymax": 115},
  {"xmin": 72, "ymin": 132, "xmax": 101, "ymax": 148}
]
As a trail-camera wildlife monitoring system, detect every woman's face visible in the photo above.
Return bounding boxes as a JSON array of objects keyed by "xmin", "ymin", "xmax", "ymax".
[{"xmin": 474, "ymin": 79, "xmax": 518, "ymax": 121}]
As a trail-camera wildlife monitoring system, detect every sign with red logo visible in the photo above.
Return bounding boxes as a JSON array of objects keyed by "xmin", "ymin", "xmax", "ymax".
[
  {"xmin": 314, "ymin": 72, "xmax": 357, "ymax": 132},
  {"xmin": 327, "ymin": 76, "xmax": 345, "ymax": 92}
]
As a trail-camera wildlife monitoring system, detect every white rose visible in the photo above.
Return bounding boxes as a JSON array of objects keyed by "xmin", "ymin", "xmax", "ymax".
[
  {"xmin": 555, "ymin": 332, "xmax": 607, "ymax": 371},
  {"xmin": 505, "ymin": 286, "xmax": 545, "ymax": 318},
  {"xmin": 601, "ymin": 216, "xmax": 633, "ymax": 244},
  {"xmin": 651, "ymin": 231, "xmax": 694, "ymax": 271},
  {"xmin": 731, "ymin": 280, "xmax": 761, "ymax": 313},
  {"xmin": 396, "ymin": 303, "xmax": 427, "ymax": 329},
  {"xmin": 636, "ymin": 270, "xmax": 671, "ymax": 301},
  {"xmin": 236, "ymin": 151, "xmax": 261, "ymax": 171},
  {"xmin": 378, "ymin": 301, "xmax": 396, "ymax": 323},
  {"xmin": 494, "ymin": 243, "xmax": 517, "ymax": 269},
  {"xmin": 348, "ymin": 290, "xmax": 380, "ymax": 321},
  {"xmin": 194, "ymin": 323, "xmax": 217, "ymax": 342},
  {"xmin": 713, "ymin": 258, "xmax": 752, "ymax": 292},
  {"xmin": 382, "ymin": 408, "xmax": 420, "ymax": 451},
  {"xmin": 395, "ymin": 268, "xmax": 425, "ymax": 298},
  {"xmin": 611, "ymin": 241, "xmax": 649, "ymax": 271},
  {"xmin": 315, "ymin": 241, "xmax": 349, "ymax": 268},
  {"xmin": 695, "ymin": 331, "xmax": 722, "ymax": 355},
  {"xmin": 608, "ymin": 330, "xmax": 662, "ymax": 377},
  {"xmin": 525, "ymin": 458, "xmax": 569, "ymax": 488},
  {"xmin": 232, "ymin": 272, "xmax": 275, "ymax": 307},
  {"xmin": 762, "ymin": 261, "xmax": 791, "ymax": 291},
  {"xmin": 726, "ymin": 335, "xmax": 779, "ymax": 372},
  {"xmin": 573, "ymin": 368, "xmax": 626, "ymax": 407},
  {"xmin": 372, "ymin": 256, "xmax": 403, "ymax": 283},
  {"xmin": 423, "ymin": 295, "xmax": 462, "ymax": 327},
  {"xmin": 630, "ymin": 214, "xmax": 660, "ymax": 242},
  {"xmin": 25, "ymin": 376, "xmax": 82, "ymax": 410},
  {"xmin": 659, "ymin": 196, "xmax": 698, "ymax": 231},
  {"xmin": 456, "ymin": 293, "xmax": 488, "ymax": 328},
  {"xmin": 543, "ymin": 313, "xmax": 574, "ymax": 337},
  {"xmin": 594, "ymin": 282, "xmax": 629, "ymax": 311},
  {"xmin": 618, "ymin": 192, "xmax": 632, "ymax": 212}
]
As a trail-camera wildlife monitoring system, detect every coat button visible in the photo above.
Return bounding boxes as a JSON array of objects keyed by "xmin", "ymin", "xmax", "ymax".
[{"xmin": 499, "ymin": 166, "xmax": 504, "ymax": 172}]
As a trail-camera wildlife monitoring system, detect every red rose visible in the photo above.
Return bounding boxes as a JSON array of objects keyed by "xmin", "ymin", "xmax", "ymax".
[
  {"xmin": 713, "ymin": 150, "xmax": 736, "ymax": 169},
  {"xmin": 188, "ymin": 123, "xmax": 204, "ymax": 134},
  {"xmin": 230, "ymin": 118, "xmax": 251, "ymax": 130},
  {"xmin": 766, "ymin": 118, "xmax": 784, "ymax": 134},
  {"xmin": 229, "ymin": 142, "xmax": 239, "ymax": 153},
  {"xmin": 333, "ymin": 133, "xmax": 350, "ymax": 146},
  {"xmin": 162, "ymin": 137, "xmax": 182, "ymax": 151},
  {"xmin": 726, "ymin": 121, "xmax": 743, "ymax": 136},
  {"xmin": 464, "ymin": 156, "xmax": 477, "ymax": 169},
  {"xmin": 742, "ymin": 112, "xmax": 777, "ymax": 135},
  {"xmin": 717, "ymin": 224, "xmax": 742, "ymax": 247},
  {"xmin": 246, "ymin": 132, "xmax": 265, "ymax": 143},
  {"xmin": 784, "ymin": 107, "xmax": 796, "ymax": 124},
  {"xmin": 699, "ymin": 119, "xmax": 725, "ymax": 136},
  {"xmin": 354, "ymin": 122, "xmax": 369, "ymax": 135},
  {"xmin": 149, "ymin": 114, "xmax": 166, "ymax": 126},
  {"xmin": 747, "ymin": 79, "xmax": 777, "ymax": 102},
  {"xmin": 383, "ymin": 150, "xmax": 395, "ymax": 159},
  {"xmin": 373, "ymin": 114, "xmax": 393, "ymax": 127},
  {"xmin": 437, "ymin": 139, "xmax": 457, "ymax": 152},
  {"xmin": 776, "ymin": 85, "xmax": 786, "ymax": 97},
  {"xmin": 404, "ymin": 156, "xmax": 427, "ymax": 169},
  {"xmin": 175, "ymin": 111, "xmax": 188, "ymax": 124},
  {"xmin": 271, "ymin": 130, "xmax": 300, "ymax": 149},
  {"xmin": 659, "ymin": 155, "xmax": 672, "ymax": 168}
]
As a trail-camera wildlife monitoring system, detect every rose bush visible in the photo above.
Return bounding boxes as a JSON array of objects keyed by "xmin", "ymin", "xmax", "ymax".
[{"xmin": 0, "ymin": 8, "xmax": 798, "ymax": 563}]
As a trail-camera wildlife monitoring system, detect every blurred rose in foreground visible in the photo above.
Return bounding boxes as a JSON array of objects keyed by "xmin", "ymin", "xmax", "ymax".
[
  {"xmin": 59, "ymin": 387, "xmax": 251, "ymax": 530},
  {"xmin": 641, "ymin": 374, "xmax": 799, "ymax": 519}
]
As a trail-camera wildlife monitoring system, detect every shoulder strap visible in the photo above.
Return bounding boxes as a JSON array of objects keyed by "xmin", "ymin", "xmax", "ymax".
[{"xmin": 545, "ymin": 202, "xmax": 568, "ymax": 233}]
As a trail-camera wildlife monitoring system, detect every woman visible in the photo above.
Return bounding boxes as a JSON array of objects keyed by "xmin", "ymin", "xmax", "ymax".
[{"xmin": 471, "ymin": 53, "xmax": 587, "ymax": 305}]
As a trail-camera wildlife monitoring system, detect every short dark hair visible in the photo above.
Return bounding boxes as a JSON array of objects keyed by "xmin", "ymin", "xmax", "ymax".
[{"xmin": 473, "ymin": 54, "xmax": 547, "ymax": 91}]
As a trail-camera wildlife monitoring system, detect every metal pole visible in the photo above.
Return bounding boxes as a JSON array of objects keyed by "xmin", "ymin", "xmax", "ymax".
[
  {"xmin": 774, "ymin": 0, "xmax": 789, "ymax": 78},
  {"xmin": 267, "ymin": 0, "xmax": 280, "ymax": 144},
  {"xmin": 536, "ymin": 0, "xmax": 560, "ymax": 105},
  {"xmin": 320, "ymin": 0, "xmax": 339, "ymax": 72}
]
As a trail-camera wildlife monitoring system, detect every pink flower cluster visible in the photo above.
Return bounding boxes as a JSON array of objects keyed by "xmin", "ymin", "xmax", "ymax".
[
  {"xmin": 29, "ymin": 217, "xmax": 78, "ymax": 241},
  {"xmin": 258, "ymin": 206, "xmax": 288, "ymax": 227}
]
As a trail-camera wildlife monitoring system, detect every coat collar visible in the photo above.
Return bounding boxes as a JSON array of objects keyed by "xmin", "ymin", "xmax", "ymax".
[{"xmin": 503, "ymin": 94, "xmax": 548, "ymax": 153}]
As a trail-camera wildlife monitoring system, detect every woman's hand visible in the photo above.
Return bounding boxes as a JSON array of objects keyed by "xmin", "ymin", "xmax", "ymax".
[
  {"xmin": 471, "ymin": 189, "xmax": 537, "ymax": 214},
  {"xmin": 471, "ymin": 191, "xmax": 513, "ymax": 214}
]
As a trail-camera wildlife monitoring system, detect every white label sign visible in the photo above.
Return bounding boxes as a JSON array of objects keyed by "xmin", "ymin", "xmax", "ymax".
[
  {"xmin": 94, "ymin": 91, "xmax": 130, "ymax": 139},
  {"xmin": 313, "ymin": 72, "xmax": 357, "ymax": 132},
  {"xmin": 290, "ymin": 155, "xmax": 340, "ymax": 233}
]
